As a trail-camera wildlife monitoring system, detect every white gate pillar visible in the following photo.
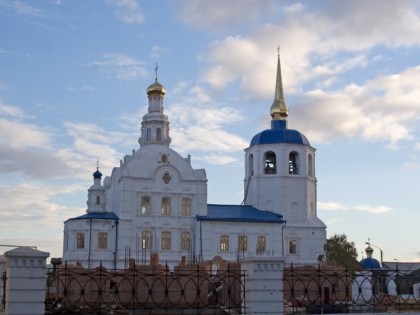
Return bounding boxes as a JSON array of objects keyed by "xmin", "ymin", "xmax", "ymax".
[
  {"xmin": 241, "ymin": 256, "xmax": 285, "ymax": 315},
  {"xmin": 4, "ymin": 247, "xmax": 49, "ymax": 315}
]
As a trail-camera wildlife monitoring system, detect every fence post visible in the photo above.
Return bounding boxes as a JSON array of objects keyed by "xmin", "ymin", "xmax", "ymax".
[
  {"xmin": 0, "ymin": 255, "xmax": 6, "ymax": 313},
  {"xmin": 240, "ymin": 256, "xmax": 285, "ymax": 315},
  {"xmin": 4, "ymin": 247, "xmax": 49, "ymax": 315}
]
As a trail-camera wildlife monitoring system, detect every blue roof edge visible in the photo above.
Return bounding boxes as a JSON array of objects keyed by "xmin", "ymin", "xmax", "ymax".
[
  {"xmin": 197, "ymin": 204, "xmax": 285, "ymax": 223},
  {"xmin": 65, "ymin": 212, "xmax": 119, "ymax": 222}
]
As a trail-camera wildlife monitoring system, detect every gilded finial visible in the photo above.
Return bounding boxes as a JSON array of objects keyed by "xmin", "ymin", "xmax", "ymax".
[
  {"xmin": 270, "ymin": 47, "xmax": 289, "ymax": 121},
  {"xmin": 154, "ymin": 62, "xmax": 158, "ymax": 81}
]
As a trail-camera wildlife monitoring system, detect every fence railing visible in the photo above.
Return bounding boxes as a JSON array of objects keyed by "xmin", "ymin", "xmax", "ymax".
[
  {"xmin": 45, "ymin": 263, "xmax": 246, "ymax": 314},
  {"xmin": 283, "ymin": 265, "xmax": 420, "ymax": 314}
]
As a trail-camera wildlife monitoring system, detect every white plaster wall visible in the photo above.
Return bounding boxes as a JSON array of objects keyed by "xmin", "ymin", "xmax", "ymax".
[{"xmin": 198, "ymin": 221, "xmax": 285, "ymax": 263}]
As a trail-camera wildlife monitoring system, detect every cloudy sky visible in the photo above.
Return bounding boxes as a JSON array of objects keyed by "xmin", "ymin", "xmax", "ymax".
[{"xmin": 1, "ymin": 0, "xmax": 420, "ymax": 263}]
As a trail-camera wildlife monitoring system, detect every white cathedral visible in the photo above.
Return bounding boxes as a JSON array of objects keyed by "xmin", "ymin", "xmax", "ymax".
[{"xmin": 62, "ymin": 54, "xmax": 327, "ymax": 269}]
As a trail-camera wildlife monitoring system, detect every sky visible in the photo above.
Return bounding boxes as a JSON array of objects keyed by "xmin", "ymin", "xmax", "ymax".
[{"xmin": 0, "ymin": 0, "xmax": 420, "ymax": 264}]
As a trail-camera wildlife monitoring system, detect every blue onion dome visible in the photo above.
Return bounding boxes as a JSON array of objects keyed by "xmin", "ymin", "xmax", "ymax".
[
  {"xmin": 359, "ymin": 245, "xmax": 381, "ymax": 269},
  {"xmin": 93, "ymin": 168, "xmax": 102, "ymax": 179},
  {"xmin": 250, "ymin": 127, "xmax": 310, "ymax": 146}
]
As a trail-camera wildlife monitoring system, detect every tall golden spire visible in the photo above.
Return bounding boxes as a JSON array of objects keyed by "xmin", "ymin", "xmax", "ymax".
[{"xmin": 270, "ymin": 47, "xmax": 288, "ymax": 121}]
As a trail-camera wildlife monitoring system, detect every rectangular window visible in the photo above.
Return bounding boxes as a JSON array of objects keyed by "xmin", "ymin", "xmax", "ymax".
[
  {"xmin": 289, "ymin": 240, "xmax": 297, "ymax": 254},
  {"xmin": 76, "ymin": 233, "xmax": 85, "ymax": 249},
  {"xmin": 98, "ymin": 232, "xmax": 108, "ymax": 249},
  {"xmin": 257, "ymin": 236, "xmax": 266, "ymax": 254},
  {"xmin": 161, "ymin": 197, "xmax": 171, "ymax": 215},
  {"xmin": 181, "ymin": 231, "xmax": 190, "ymax": 250},
  {"xmin": 220, "ymin": 235, "xmax": 229, "ymax": 251},
  {"xmin": 141, "ymin": 196, "xmax": 151, "ymax": 214},
  {"xmin": 182, "ymin": 197, "xmax": 191, "ymax": 216},
  {"xmin": 238, "ymin": 235, "xmax": 247, "ymax": 251},
  {"xmin": 161, "ymin": 231, "xmax": 171, "ymax": 250},
  {"xmin": 142, "ymin": 231, "xmax": 152, "ymax": 249}
]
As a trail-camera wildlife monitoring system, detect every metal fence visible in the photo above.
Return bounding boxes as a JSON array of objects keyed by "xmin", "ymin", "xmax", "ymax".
[
  {"xmin": 45, "ymin": 263, "xmax": 246, "ymax": 314},
  {"xmin": 1, "ymin": 271, "xmax": 5, "ymax": 311},
  {"xmin": 283, "ymin": 265, "xmax": 420, "ymax": 314}
]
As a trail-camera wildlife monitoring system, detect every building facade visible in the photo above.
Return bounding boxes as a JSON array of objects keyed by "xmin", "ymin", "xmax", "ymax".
[{"xmin": 62, "ymin": 54, "xmax": 326, "ymax": 269}]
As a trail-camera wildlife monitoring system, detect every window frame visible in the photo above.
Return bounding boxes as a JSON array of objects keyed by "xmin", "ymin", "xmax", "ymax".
[
  {"xmin": 289, "ymin": 240, "xmax": 297, "ymax": 254},
  {"xmin": 257, "ymin": 235, "xmax": 266, "ymax": 254},
  {"xmin": 140, "ymin": 196, "xmax": 151, "ymax": 214},
  {"xmin": 180, "ymin": 231, "xmax": 191, "ymax": 251},
  {"xmin": 238, "ymin": 235, "xmax": 247, "ymax": 251},
  {"xmin": 220, "ymin": 235, "xmax": 229, "ymax": 251},
  {"xmin": 142, "ymin": 230, "xmax": 152, "ymax": 249},
  {"xmin": 76, "ymin": 232, "xmax": 85, "ymax": 249},
  {"xmin": 98, "ymin": 232, "xmax": 108, "ymax": 250},
  {"xmin": 161, "ymin": 231, "xmax": 171, "ymax": 250},
  {"xmin": 181, "ymin": 197, "xmax": 191, "ymax": 216},
  {"xmin": 161, "ymin": 196, "xmax": 171, "ymax": 215}
]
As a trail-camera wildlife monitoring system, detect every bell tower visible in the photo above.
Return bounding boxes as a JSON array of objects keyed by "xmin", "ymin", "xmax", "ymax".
[{"xmin": 243, "ymin": 50, "xmax": 326, "ymax": 264}]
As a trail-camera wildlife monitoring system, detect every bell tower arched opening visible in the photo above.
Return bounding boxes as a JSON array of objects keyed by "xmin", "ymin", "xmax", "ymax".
[
  {"xmin": 288, "ymin": 151, "xmax": 299, "ymax": 175},
  {"xmin": 264, "ymin": 151, "xmax": 277, "ymax": 174}
]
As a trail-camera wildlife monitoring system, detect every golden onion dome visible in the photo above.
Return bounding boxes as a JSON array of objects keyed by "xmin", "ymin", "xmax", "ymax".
[
  {"xmin": 270, "ymin": 99, "xmax": 288, "ymax": 120},
  {"xmin": 146, "ymin": 79, "xmax": 166, "ymax": 95},
  {"xmin": 365, "ymin": 245, "xmax": 374, "ymax": 254}
]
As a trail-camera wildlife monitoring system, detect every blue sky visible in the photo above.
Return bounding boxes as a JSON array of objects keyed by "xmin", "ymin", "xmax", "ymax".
[{"xmin": 1, "ymin": 0, "xmax": 420, "ymax": 263}]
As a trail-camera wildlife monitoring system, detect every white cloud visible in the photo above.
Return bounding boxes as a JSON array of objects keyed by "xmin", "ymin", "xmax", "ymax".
[
  {"xmin": 106, "ymin": 0, "xmax": 144, "ymax": 24},
  {"xmin": 150, "ymin": 46, "xmax": 168, "ymax": 59},
  {"xmin": 196, "ymin": 0, "xmax": 420, "ymax": 101},
  {"xmin": 312, "ymin": 54, "xmax": 368, "ymax": 76},
  {"xmin": 319, "ymin": 201, "xmax": 393, "ymax": 214},
  {"xmin": 0, "ymin": 183, "xmax": 84, "ymax": 257},
  {"xmin": 0, "ymin": 0, "xmax": 43, "ymax": 17},
  {"xmin": 88, "ymin": 53, "xmax": 148, "ymax": 80},
  {"xmin": 290, "ymin": 65, "xmax": 420, "ymax": 145},
  {"xmin": 197, "ymin": 154, "xmax": 239, "ymax": 165},
  {"xmin": 354, "ymin": 205, "xmax": 393, "ymax": 214},
  {"xmin": 318, "ymin": 202, "xmax": 347, "ymax": 211}
]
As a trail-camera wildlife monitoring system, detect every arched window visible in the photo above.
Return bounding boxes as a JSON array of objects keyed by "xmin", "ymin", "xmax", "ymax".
[
  {"xmin": 161, "ymin": 231, "xmax": 171, "ymax": 250},
  {"xmin": 142, "ymin": 231, "xmax": 152, "ymax": 249},
  {"xmin": 161, "ymin": 197, "xmax": 171, "ymax": 215},
  {"xmin": 249, "ymin": 154, "xmax": 254, "ymax": 176},
  {"xmin": 146, "ymin": 128, "xmax": 151, "ymax": 142},
  {"xmin": 220, "ymin": 235, "xmax": 229, "ymax": 251},
  {"xmin": 156, "ymin": 128, "xmax": 161, "ymax": 142},
  {"xmin": 98, "ymin": 232, "xmax": 107, "ymax": 249},
  {"xmin": 96, "ymin": 196, "xmax": 100, "ymax": 204},
  {"xmin": 289, "ymin": 240, "xmax": 297, "ymax": 254},
  {"xmin": 140, "ymin": 196, "xmax": 150, "ymax": 214},
  {"xmin": 257, "ymin": 236, "xmax": 266, "ymax": 254},
  {"xmin": 76, "ymin": 233, "xmax": 85, "ymax": 249},
  {"xmin": 181, "ymin": 231, "xmax": 190, "ymax": 250},
  {"xmin": 289, "ymin": 152, "xmax": 299, "ymax": 175},
  {"xmin": 182, "ymin": 197, "xmax": 191, "ymax": 216},
  {"xmin": 238, "ymin": 235, "xmax": 247, "ymax": 251},
  {"xmin": 264, "ymin": 151, "xmax": 277, "ymax": 174},
  {"xmin": 308, "ymin": 154, "xmax": 313, "ymax": 177}
]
